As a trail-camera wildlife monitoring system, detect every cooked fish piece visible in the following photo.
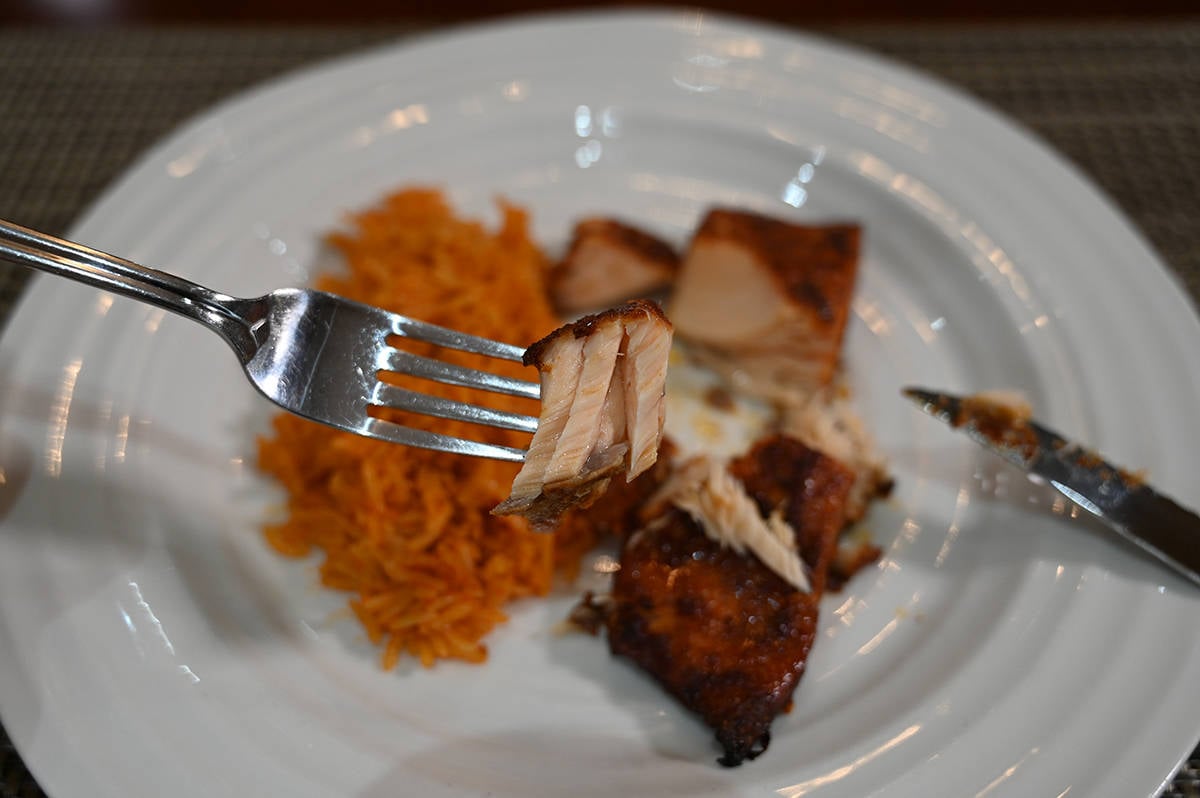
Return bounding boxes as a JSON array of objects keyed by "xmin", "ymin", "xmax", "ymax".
[
  {"xmin": 623, "ymin": 301, "xmax": 673, "ymax": 477},
  {"xmin": 607, "ymin": 509, "xmax": 819, "ymax": 767},
  {"xmin": 494, "ymin": 300, "xmax": 673, "ymax": 527},
  {"xmin": 727, "ymin": 434, "xmax": 856, "ymax": 596},
  {"xmin": 668, "ymin": 209, "xmax": 860, "ymax": 401},
  {"xmin": 605, "ymin": 437, "xmax": 855, "ymax": 766},
  {"xmin": 543, "ymin": 317, "xmax": 627, "ymax": 485},
  {"xmin": 500, "ymin": 330, "xmax": 583, "ymax": 508},
  {"xmin": 550, "ymin": 219, "xmax": 680, "ymax": 315},
  {"xmin": 648, "ymin": 455, "xmax": 811, "ymax": 593},
  {"xmin": 779, "ymin": 390, "xmax": 893, "ymax": 527}
]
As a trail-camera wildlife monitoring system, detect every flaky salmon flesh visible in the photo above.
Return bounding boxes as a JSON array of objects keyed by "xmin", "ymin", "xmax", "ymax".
[{"xmin": 493, "ymin": 300, "xmax": 673, "ymax": 527}]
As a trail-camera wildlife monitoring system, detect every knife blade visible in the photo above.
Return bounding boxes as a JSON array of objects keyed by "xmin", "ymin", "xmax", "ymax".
[{"xmin": 902, "ymin": 386, "xmax": 1200, "ymax": 587}]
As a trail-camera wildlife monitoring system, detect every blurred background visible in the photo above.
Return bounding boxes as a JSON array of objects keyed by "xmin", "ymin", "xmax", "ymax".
[{"xmin": 3, "ymin": 0, "xmax": 1197, "ymax": 25}]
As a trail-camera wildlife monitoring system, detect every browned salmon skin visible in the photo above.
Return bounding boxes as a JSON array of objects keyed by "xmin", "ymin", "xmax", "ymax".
[{"xmin": 606, "ymin": 436, "xmax": 855, "ymax": 765}]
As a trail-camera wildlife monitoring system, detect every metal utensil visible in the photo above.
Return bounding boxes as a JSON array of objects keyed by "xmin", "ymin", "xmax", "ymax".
[
  {"xmin": 0, "ymin": 220, "xmax": 540, "ymax": 461},
  {"xmin": 903, "ymin": 386, "xmax": 1200, "ymax": 587}
]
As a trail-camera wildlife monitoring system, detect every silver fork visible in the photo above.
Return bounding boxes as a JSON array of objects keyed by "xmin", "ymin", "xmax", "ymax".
[{"xmin": 0, "ymin": 220, "xmax": 541, "ymax": 461}]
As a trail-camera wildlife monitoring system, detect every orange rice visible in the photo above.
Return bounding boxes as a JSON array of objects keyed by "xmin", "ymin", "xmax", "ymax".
[{"xmin": 257, "ymin": 189, "xmax": 598, "ymax": 669}]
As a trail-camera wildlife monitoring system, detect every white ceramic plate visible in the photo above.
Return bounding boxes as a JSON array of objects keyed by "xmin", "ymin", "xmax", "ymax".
[{"xmin": 1, "ymin": 12, "xmax": 1198, "ymax": 798}]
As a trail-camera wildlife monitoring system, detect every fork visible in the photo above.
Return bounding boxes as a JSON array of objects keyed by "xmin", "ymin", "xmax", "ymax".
[{"xmin": 0, "ymin": 220, "xmax": 541, "ymax": 461}]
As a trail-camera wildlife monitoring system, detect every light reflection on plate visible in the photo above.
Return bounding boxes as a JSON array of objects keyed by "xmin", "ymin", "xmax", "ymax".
[{"xmin": 0, "ymin": 11, "xmax": 1198, "ymax": 798}]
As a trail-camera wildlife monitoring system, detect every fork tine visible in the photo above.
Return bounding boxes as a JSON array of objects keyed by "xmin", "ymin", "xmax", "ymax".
[
  {"xmin": 379, "ymin": 348, "xmax": 540, "ymax": 399},
  {"xmin": 371, "ymin": 383, "xmax": 539, "ymax": 434},
  {"xmin": 389, "ymin": 315, "xmax": 527, "ymax": 362},
  {"xmin": 363, "ymin": 418, "xmax": 526, "ymax": 462}
]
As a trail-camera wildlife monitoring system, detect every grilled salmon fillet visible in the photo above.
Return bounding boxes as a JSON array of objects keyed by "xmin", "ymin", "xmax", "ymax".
[
  {"xmin": 494, "ymin": 300, "xmax": 673, "ymax": 527},
  {"xmin": 550, "ymin": 219, "xmax": 680, "ymax": 315},
  {"xmin": 727, "ymin": 434, "xmax": 856, "ymax": 596},
  {"xmin": 606, "ymin": 436, "xmax": 855, "ymax": 765},
  {"xmin": 608, "ymin": 509, "xmax": 819, "ymax": 766},
  {"xmin": 668, "ymin": 209, "xmax": 860, "ymax": 401}
]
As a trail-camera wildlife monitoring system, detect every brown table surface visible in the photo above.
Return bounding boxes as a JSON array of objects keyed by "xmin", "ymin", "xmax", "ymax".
[{"xmin": 0, "ymin": 20, "xmax": 1198, "ymax": 798}]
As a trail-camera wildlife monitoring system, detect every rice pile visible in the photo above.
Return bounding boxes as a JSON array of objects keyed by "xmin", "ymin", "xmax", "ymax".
[{"xmin": 258, "ymin": 189, "xmax": 595, "ymax": 668}]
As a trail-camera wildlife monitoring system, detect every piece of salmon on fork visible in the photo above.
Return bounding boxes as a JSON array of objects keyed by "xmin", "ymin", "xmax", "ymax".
[{"xmin": 493, "ymin": 299, "xmax": 673, "ymax": 527}]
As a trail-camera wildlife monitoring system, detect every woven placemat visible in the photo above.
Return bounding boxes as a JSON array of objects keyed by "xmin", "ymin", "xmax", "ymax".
[{"xmin": 0, "ymin": 22, "xmax": 1197, "ymax": 798}]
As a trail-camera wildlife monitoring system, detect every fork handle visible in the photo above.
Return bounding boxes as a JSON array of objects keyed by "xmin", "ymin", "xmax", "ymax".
[{"xmin": 0, "ymin": 220, "xmax": 261, "ymax": 359}]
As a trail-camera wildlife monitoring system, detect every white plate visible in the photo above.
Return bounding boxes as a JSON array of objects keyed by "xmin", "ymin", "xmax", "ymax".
[{"xmin": 1, "ymin": 11, "xmax": 1198, "ymax": 798}]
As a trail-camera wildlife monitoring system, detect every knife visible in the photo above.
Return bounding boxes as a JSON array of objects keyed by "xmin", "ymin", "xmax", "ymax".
[{"xmin": 902, "ymin": 386, "xmax": 1200, "ymax": 587}]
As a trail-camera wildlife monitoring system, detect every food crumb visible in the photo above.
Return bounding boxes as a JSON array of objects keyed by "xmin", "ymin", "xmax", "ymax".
[
  {"xmin": 556, "ymin": 591, "xmax": 613, "ymax": 636},
  {"xmin": 703, "ymin": 385, "xmax": 737, "ymax": 412},
  {"xmin": 952, "ymin": 391, "xmax": 1040, "ymax": 461}
]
